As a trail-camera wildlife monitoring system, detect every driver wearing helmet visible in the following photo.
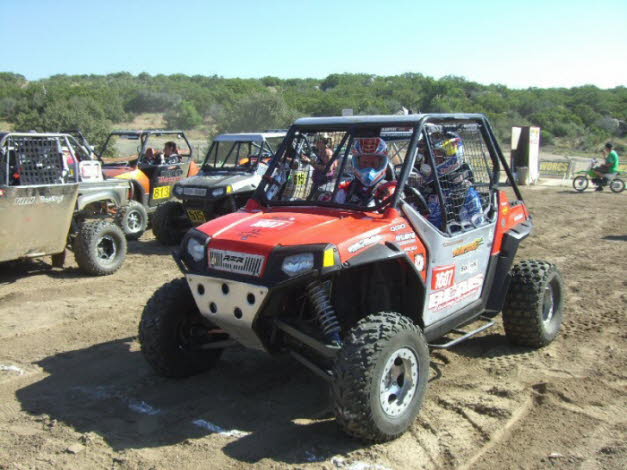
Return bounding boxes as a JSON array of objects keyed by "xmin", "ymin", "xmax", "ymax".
[
  {"xmin": 335, "ymin": 137, "xmax": 396, "ymax": 207},
  {"xmin": 423, "ymin": 133, "xmax": 484, "ymax": 230}
]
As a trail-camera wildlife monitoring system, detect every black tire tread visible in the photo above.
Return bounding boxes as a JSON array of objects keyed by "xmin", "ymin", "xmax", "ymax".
[
  {"xmin": 502, "ymin": 260, "xmax": 563, "ymax": 348},
  {"xmin": 152, "ymin": 201, "xmax": 186, "ymax": 245},
  {"xmin": 73, "ymin": 220, "xmax": 127, "ymax": 276},
  {"xmin": 139, "ymin": 278, "xmax": 222, "ymax": 377},
  {"xmin": 332, "ymin": 312, "xmax": 428, "ymax": 442}
]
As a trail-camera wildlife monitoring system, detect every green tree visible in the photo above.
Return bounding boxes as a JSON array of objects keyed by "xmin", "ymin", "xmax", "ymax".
[
  {"xmin": 216, "ymin": 92, "xmax": 299, "ymax": 134},
  {"xmin": 165, "ymin": 101, "xmax": 203, "ymax": 129}
]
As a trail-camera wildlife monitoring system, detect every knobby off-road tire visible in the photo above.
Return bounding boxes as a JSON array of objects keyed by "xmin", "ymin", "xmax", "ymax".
[
  {"xmin": 139, "ymin": 278, "xmax": 223, "ymax": 377},
  {"xmin": 572, "ymin": 175, "xmax": 588, "ymax": 192},
  {"xmin": 502, "ymin": 260, "xmax": 564, "ymax": 348},
  {"xmin": 609, "ymin": 178, "xmax": 625, "ymax": 193},
  {"xmin": 73, "ymin": 221, "xmax": 127, "ymax": 276},
  {"xmin": 152, "ymin": 201, "xmax": 188, "ymax": 245},
  {"xmin": 332, "ymin": 312, "xmax": 429, "ymax": 442},
  {"xmin": 116, "ymin": 200, "xmax": 148, "ymax": 240}
]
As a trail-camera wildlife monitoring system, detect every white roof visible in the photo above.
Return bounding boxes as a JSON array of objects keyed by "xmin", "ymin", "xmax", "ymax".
[{"xmin": 214, "ymin": 132, "xmax": 287, "ymax": 143}]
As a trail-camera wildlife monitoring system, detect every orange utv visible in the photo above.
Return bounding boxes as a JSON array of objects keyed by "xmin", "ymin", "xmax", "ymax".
[{"xmin": 98, "ymin": 130, "xmax": 200, "ymax": 233}]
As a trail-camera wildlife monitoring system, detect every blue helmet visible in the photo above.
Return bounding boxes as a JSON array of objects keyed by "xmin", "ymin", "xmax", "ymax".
[{"xmin": 352, "ymin": 137, "xmax": 389, "ymax": 187}]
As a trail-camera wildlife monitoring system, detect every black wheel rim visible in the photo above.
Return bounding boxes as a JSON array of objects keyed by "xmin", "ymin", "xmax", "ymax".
[{"xmin": 96, "ymin": 235, "xmax": 117, "ymax": 263}]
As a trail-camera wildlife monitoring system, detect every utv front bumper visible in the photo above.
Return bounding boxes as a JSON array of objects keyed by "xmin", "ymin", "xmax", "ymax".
[
  {"xmin": 186, "ymin": 274, "xmax": 269, "ymax": 350},
  {"xmin": 174, "ymin": 229, "xmax": 342, "ymax": 352}
]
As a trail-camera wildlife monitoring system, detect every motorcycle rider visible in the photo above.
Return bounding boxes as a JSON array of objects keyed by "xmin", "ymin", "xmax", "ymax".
[{"xmin": 593, "ymin": 142, "xmax": 620, "ymax": 191}]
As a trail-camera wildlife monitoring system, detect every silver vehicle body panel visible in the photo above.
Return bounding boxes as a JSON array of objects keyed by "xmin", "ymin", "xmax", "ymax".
[
  {"xmin": 76, "ymin": 179, "xmax": 130, "ymax": 210},
  {"xmin": 402, "ymin": 202, "xmax": 496, "ymax": 326},
  {"xmin": 187, "ymin": 274, "xmax": 268, "ymax": 351},
  {"xmin": 0, "ymin": 184, "xmax": 79, "ymax": 262}
]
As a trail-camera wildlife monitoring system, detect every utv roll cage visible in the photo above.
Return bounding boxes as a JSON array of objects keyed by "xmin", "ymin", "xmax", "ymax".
[
  {"xmin": 201, "ymin": 131, "xmax": 287, "ymax": 170},
  {"xmin": 254, "ymin": 113, "xmax": 523, "ymax": 229},
  {"xmin": 97, "ymin": 129, "xmax": 193, "ymax": 161}
]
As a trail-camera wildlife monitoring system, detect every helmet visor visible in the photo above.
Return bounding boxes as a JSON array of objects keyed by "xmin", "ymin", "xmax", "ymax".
[{"xmin": 354, "ymin": 153, "xmax": 387, "ymax": 172}]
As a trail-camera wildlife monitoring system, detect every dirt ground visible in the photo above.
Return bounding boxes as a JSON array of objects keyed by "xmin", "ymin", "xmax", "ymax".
[{"xmin": 1, "ymin": 186, "xmax": 625, "ymax": 470}]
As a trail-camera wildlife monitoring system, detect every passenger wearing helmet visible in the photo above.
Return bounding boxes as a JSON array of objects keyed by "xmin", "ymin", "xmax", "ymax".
[
  {"xmin": 335, "ymin": 137, "xmax": 396, "ymax": 207},
  {"xmin": 422, "ymin": 133, "xmax": 484, "ymax": 231}
]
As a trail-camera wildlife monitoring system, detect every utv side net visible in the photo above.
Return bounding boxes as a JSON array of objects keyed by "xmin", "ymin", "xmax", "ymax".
[{"xmin": 5, "ymin": 136, "xmax": 70, "ymax": 186}]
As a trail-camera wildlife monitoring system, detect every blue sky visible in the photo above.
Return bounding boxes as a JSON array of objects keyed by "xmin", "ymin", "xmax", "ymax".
[{"xmin": 2, "ymin": 0, "xmax": 626, "ymax": 88}]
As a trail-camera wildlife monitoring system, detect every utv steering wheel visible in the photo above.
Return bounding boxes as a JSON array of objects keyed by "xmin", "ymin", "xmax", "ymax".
[{"xmin": 403, "ymin": 186, "xmax": 430, "ymax": 215}]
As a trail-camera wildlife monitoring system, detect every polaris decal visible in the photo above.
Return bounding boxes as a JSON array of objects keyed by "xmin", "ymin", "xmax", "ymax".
[
  {"xmin": 250, "ymin": 219, "xmax": 292, "ymax": 229},
  {"xmin": 395, "ymin": 232, "xmax": 416, "ymax": 242},
  {"xmin": 428, "ymin": 274, "xmax": 484, "ymax": 311},
  {"xmin": 452, "ymin": 238, "xmax": 484, "ymax": 257},
  {"xmin": 348, "ymin": 235, "xmax": 382, "ymax": 253},
  {"xmin": 398, "ymin": 239, "xmax": 416, "ymax": 246},
  {"xmin": 514, "ymin": 213, "xmax": 524, "ymax": 222},
  {"xmin": 403, "ymin": 246, "xmax": 417, "ymax": 252},
  {"xmin": 431, "ymin": 265, "xmax": 456, "ymax": 290}
]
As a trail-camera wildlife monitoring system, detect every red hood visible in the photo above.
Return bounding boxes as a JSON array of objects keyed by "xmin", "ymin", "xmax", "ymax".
[{"xmin": 196, "ymin": 207, "xmax": 409, "ymax": 260}]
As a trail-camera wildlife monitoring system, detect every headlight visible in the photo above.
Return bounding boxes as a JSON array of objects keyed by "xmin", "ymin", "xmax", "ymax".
[
  {"xmin": 174, "ymin": 185, "xmax": 183, "ymax": 196},
  {"xmin": 281, "ymin": 253, "xmax": 314, "ymax": 276},
  {"xmin": 186, "ymin": 237, "xmax": 206, "ymax": 262},
  {"xmin": 212, "ymin": 187, "xmax": 225, "ymax": 197}
]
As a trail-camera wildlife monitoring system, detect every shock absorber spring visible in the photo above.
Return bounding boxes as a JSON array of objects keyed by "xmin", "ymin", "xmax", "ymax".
[{"xmin": 306, "ymin": 280, "xmax": 342, "ymax": 345}]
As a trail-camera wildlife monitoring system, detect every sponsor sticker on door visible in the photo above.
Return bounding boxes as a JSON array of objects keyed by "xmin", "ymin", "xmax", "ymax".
[
  {"xmin": 431, "ymin": 265, "xmax": 456, "ymax": 290},
  {"xmin": 428, "ymin": 274, "xmax": 484, "ymax": 311}
]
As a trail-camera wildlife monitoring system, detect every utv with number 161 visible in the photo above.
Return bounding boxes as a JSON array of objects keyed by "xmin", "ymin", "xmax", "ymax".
[{"xmin": 138, "ymin": 114, "xmax": 565, "ymax": 442}]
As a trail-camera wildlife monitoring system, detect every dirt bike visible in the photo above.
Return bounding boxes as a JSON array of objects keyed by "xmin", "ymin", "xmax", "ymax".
[{"xmin": 572, "ymin": 158, "xmax": 625, "ymax": 193}]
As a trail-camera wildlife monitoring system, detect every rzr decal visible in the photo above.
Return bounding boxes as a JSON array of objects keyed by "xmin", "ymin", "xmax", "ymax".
[{"xmin": 390, "ymin": 224, "xmax": 406, "ymax": 232}]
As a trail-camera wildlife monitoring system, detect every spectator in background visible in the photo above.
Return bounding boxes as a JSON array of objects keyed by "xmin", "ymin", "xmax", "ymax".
[{"xmin": 302, "ymin": 135, "xmax": 338, "ymax": 186}]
